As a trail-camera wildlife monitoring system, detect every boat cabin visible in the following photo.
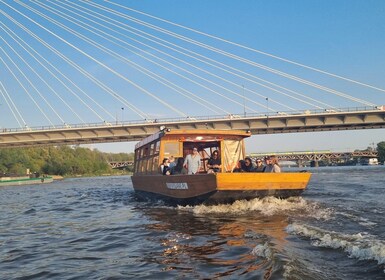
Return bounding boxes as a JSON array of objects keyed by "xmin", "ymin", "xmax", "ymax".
[{"xmin": 133, "ymin": 129, "xmax": 251, "ymax": 175}]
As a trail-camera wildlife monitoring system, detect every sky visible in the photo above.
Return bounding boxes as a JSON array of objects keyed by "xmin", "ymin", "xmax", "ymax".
[{"xmin": 1, "ymin": 0, "xmax": 385, "ymax": 154}]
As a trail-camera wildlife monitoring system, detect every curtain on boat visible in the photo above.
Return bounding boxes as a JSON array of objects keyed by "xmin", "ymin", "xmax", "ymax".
[{"xmin": 223, "ymin": 140, "xmax": 244, "ymax": 172}]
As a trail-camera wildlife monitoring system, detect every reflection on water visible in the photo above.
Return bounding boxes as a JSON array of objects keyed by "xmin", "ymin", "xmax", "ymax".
[{"xmin": 139, "ymin": 202, "xmax": 295, "ymax": 279}]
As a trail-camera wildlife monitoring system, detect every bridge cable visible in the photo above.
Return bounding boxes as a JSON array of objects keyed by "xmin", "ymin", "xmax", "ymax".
[
  {"xmin": 89, "ymin": 1, "xmax": 376, "ymax": 107},
  {"xmin": 44, "ymin": 0, "xmax": 281, "ymax": 112},
  {"xmin": 0, "ymin": 30, "xmax": 84, "ymax": 125},
  {"xmin": 0, "ymin": 49, "xmax": 57, "ymax": 127},
  {"xmin": 33, "ymin": 0, "xmax": 231, "ymax": 115},
  {"xmin": 62, "ymin": 0, "xmax": 327, "ymax": 111},
  {"xmin": 7, "ymin": 0, "xmax": 188, "ymax": 118},
  {"xmin": 0, "ymin": 82, "xmax": 24, "ymax": 128},
  {"xmin": 76, "ymin": 0, "xmax": 339, "ymax": 110},
  {"xmin": 38, "ymin": 0, "xmax": 260, "ymax": 113},
  {"xmin": 110, "ymin": 1, "xmax": 385, "ymax": 94},
  {"xmin": 0, "ymin": 21, "xmax": 114, "ymax": 124},
  {"xmin": 1, "ymin": 6, "xmax": 149, "ymax": 121},
  {"xmin": 56, "ymin": 0, "xmax": 293, "ymax": 111}
]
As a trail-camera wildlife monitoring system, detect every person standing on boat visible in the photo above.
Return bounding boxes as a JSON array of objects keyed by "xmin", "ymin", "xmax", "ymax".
[
  {"xmin": 264, "ymin": 156, "xmax": 281, "ymax": 173},
  {"xmin": 183, "ymin": 147, "xmax": 202, "ymax": 174}
]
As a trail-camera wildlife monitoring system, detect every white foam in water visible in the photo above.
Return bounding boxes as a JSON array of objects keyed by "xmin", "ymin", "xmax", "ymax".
[
  {"xmin": 80, "ymin": 193, "xmax": 88, "ymax": 199},
  {"xmin": 337, "ymin": 211, "xmax": 378, "ymax": 228},
  {"xmin": 178, "ymin": 197, "xmax": 333, "ymax": 220},
  {"xmin": 358, "ymin": 217, "xmax": 377, "ymax": 227},
  {"xmin": 287, "ymin": 223, "xmax": 385, "ymax": 269},
  {"xmin": 251, "ymin": 242, "xmax": 273, "ymax": 259}
]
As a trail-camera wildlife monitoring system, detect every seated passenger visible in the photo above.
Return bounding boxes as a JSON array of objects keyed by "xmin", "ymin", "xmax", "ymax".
[
  {"xmin": 171, "ymin": 157, "xmax": 187, "ymax": 175},
  {"xmin": 264, "ymin": 156, "xmax": 281, "ymax": 173},
  {"xmin": 160, "ymin": 158, "xmax": 170, "ymax": 175},
  {"xmin": 168, "ymin": 156, "xmax": 176, "ymax": 169},
  {"xmin": 235, "ymin": 157, "xmax": 254, "ymax": 172},
  {"xmin": 254, "ymin": 158, "xmax": 265, "ymax": 172},
  {"xmin": 207, "ymin": 150, "xmax": 221, "ymax": 173}
]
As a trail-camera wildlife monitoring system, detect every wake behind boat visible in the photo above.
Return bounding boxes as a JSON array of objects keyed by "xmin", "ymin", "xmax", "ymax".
[{"xmin": 131, "ymin": 129, "xmax": 311, "ymax": 205}]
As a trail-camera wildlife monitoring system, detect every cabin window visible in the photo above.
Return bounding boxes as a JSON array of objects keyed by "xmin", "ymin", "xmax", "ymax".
[
  {"xmin": 153, "ymin": 156, "xmax": 159, "ymax": 172},
  {"xmin": 146, "ymin": 159, "xmax": 152, "ymax": 174},
  {"xmin": 144, "ymin": 147, "xmax": 149, "ymax": 157},
  {"xmin": 164, "ymin": 142, "xmax": 180, "ymax": 157},
  {"xmin": 134, "ymin": 139, "xmax": 162, "ymax": 174},
  {"xmin": 149, "ymin": 143, "xmax": 155, "ymax": 156},
  {"xmin": 142, "ymin": 159, "xmax": 147, "ymax": 173},
  {"xmin": 155, "ymin": 141, "xmax": 160, "ymax": 153}
]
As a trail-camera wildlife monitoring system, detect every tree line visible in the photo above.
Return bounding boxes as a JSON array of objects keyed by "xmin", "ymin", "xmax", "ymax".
[
  {"xmin": 0, "ymin": 141, "xmax": 383, "ymax": 177},
  {"xmin": 0, "ymin": 146, "xmax": 134, "ymax": 176},
  {"xmin": 377, "ymin": 142, "xmax": 385, "ymax": 163}
]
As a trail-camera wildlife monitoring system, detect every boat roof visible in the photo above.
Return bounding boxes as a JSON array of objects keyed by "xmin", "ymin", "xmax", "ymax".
[{"xmin": 135, "ymin": 129, "xmax": 251, "ymax": 150}]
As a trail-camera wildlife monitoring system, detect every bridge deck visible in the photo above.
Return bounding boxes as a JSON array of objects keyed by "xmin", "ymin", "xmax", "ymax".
[{"xmin": 1, "ymin": 108, "xmax": 384, "ymax": 148}]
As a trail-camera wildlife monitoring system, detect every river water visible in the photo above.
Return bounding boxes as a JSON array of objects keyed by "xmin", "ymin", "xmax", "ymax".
[{"xmin": 1, "ymin": 166, "xmax": 385, "ymax": 279}]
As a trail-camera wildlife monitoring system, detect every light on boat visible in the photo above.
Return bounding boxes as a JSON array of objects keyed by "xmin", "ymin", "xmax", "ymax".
[{"xmin": 196, "ymin": 136, "xmax": 203, "ymax": 140}]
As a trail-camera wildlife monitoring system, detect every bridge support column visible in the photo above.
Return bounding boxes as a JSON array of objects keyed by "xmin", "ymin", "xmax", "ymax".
[
  {"xmin": 310, "ymin": 160, "xmax": 319, "ymax": 167},
  {"xmin": 298, "ymin": 160, "xmax": 303, "ymax": 168}
]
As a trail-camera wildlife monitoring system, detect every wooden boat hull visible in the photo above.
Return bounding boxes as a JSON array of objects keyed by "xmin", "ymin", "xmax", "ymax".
[{"xmin": 131, "ymin": 172, "xmax": 311, "ymax": 205}]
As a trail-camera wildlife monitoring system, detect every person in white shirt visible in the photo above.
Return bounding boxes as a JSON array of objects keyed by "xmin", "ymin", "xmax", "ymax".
[{"xmin": 183, "ymin": 147, "xmax": 202, "ymax": 174}]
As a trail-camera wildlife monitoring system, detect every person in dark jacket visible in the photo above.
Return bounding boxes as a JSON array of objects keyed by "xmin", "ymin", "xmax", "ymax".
[
  {"xmin": 254, "ymin": 158, "xmax": 265, "ymax": 172},
  {"xmin": 171, "ymin": 157, "xmax": 187, "ymax": 175},
  {"xmin": 239, "ymin": 157, "xmax": 255, "ymax": 172},
  {"xmin": 160, "ymin": 158, "xmax": 170, "ymax": 175},
  {"xmin": 207, "ymin": 150, "xmax": 221, "ymax": 173}
]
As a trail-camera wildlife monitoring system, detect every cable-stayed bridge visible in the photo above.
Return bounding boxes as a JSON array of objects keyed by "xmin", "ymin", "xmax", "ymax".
[{"xmin": 1, "ymin": 1, "xmax": 385, "ymax": 148}]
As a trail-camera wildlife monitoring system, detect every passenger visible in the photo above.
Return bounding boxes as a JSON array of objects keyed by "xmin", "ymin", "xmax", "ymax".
[
  {"xmin": 183, "ymin": 147, "xmax": 202, "ymax": 174},
  {"xmin": 239, "ymin": 157, "xmax": 254, "ymax": 172},
  {"xmin": 171, "ymin": 157, "xmax": 187, "ymax": 175},
  {"xmin": 168, "ymin": 156, "xmax": 176, "ymax": 169},
  {"xmin": 254, "ymin": 158, "xmax": 265, "ymax": 172},
  {"xmin": 160, "ymin": 158, "xmax": 170, "ymax": 175},
  {"xmin": 264, "ymin": 156, "xmax": 281, "ymax": 173},
  {"xmin": 233, "ymin": 160, "xmax": 243, "ymax": 172},
  {"xmin": 263, "ymin": 156, "xmax": 271, "ymax": 172},
  {"xmin": 207, "ymin": 150, "xmax": 221, "ymax": 173}
]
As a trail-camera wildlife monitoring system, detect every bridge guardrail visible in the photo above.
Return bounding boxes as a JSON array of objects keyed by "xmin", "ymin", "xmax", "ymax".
[{"xmin": 1, "ymin": 106, "xmax": 382, "ymax": 134}]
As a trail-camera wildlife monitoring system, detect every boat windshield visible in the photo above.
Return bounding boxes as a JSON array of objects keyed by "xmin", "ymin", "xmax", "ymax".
[{"xmin": 182, "ymin": 138, "xmax": 244, "ymax": 172}]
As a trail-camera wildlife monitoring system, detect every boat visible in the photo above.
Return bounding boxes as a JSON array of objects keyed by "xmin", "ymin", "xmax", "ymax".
[
  {"xmin": 131, "ymin": 129, "xmax": 311, "ymax": 205},
  {"xmin": 361, "ymin": 158, "xmax": 379, "ymax": 165},
  {"xmin": 0, "ymin": 175, "xmax": 53, "ymax": 187}
]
